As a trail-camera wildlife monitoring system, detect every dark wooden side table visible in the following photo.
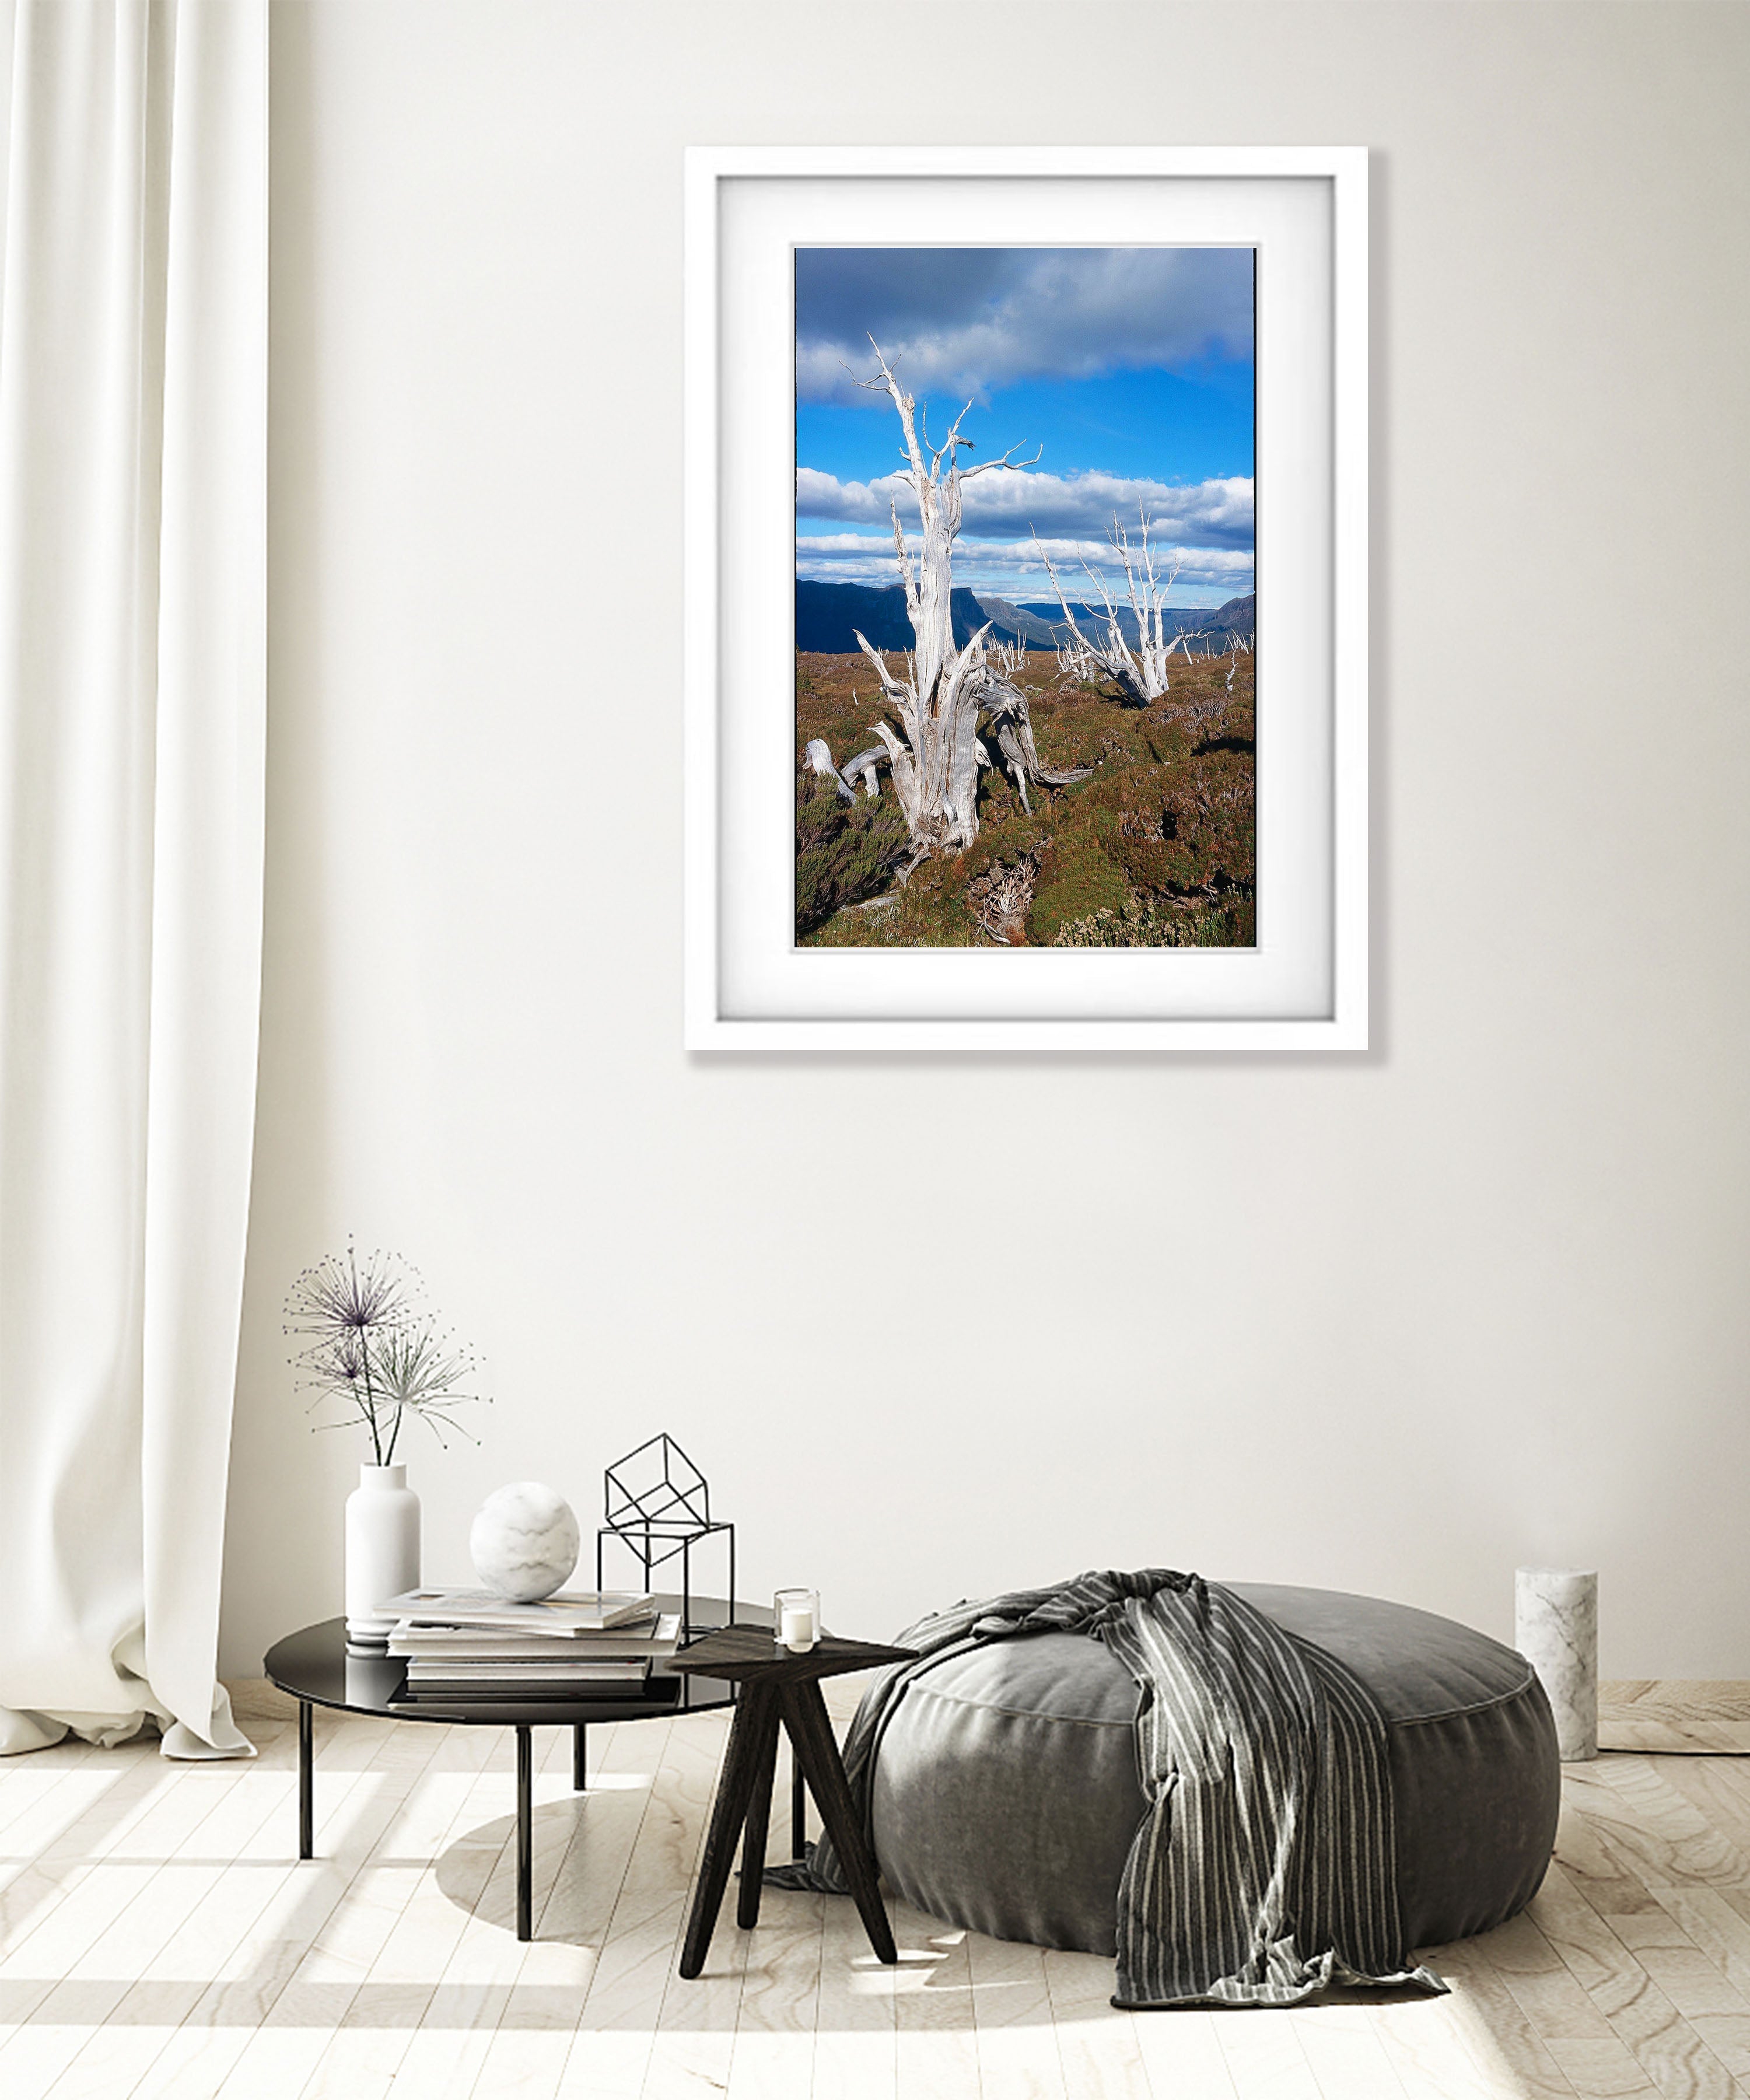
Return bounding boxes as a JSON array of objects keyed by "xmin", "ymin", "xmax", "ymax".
[{"xmin": 671, "ymin": 1625, "xmax": 916, "ymax": 1979}]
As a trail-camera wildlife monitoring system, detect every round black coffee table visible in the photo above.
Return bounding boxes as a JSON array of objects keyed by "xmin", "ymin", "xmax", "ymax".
[{"xmin": 265, "ymin": 1594, "xmax": 779, "ymax": 1940}]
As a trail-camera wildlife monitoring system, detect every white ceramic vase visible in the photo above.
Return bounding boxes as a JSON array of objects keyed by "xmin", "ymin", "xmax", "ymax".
[{"xmin": 345, "ymin": 1462, "xmax": 421, "ymax": 1646}]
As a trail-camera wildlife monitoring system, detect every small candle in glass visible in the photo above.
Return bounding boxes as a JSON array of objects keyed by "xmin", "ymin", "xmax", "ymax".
[{"xmin": 774, "ymin": 1587, "xmax": 820, "ymax": 1652}]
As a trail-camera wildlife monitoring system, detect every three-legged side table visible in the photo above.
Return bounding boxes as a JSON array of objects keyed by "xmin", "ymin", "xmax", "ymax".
[{"xmin": 670, "ymin": 1627, "xmax": 916, "ymax": 1980}]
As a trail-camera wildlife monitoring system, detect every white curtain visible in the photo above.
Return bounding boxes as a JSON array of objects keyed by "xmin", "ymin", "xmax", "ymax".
[{"xmin": 0, "ymin": 0, "xmax": 267, "ymax": 1758}]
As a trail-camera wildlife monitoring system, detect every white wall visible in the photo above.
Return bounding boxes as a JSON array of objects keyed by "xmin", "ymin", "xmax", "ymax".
[{"xmin": 220, "ymin": 0, "xmax": 1750, "ymax": 1681}]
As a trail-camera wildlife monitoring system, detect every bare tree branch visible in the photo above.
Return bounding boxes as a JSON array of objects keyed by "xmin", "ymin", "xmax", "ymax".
[{"xmin": 1031, "ymin": 510, "xmax": 1183, "ymax": 707}]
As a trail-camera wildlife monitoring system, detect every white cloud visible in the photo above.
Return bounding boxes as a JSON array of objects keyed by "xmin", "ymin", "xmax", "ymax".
[
  {"xmin": 796, "ymin": 247, "xmax": 1253, "ymax": 403},
  {"xmin": 795, "ymin": 531, "xmax": 1253, "ymax": 601},
  {"xmin": 796, "ymin": 466, "xmax": 1254, "ymax": 549}
]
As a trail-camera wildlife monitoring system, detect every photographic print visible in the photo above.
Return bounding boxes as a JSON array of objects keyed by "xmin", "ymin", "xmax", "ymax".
[{"xmin": 794, "ymin": 246, "xmax": 1256, "ymax": 950}]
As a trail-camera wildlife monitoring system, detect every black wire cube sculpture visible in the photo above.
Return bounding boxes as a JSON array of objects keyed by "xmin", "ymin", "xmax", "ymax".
[{"xmin": 596, "ymin": 1433, "xmax": 734, "ymax": 1641}]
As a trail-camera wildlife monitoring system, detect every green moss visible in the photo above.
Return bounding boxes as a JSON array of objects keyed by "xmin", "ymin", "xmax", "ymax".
[{"xmin": 1026, "ymin": 832, "xmax": 1132, "ymax": 945}]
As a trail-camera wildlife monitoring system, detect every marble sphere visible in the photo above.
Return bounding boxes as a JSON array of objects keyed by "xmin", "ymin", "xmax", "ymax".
[{"xmin": 469, "ymin": 1483, "xmax": 580, "ymax": 1603}]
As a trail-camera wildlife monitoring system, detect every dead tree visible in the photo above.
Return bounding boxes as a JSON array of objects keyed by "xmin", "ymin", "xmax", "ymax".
[
  {"xmin": 839, "ymin": 745, "xmax": 886, "ymax": 799},
  {"xmin": 1032, "ymin": 511, "xmax": 1182, "ymax": 708},
  {"xmin": 807, "ymin": 687, "xmax": 1084, "ymax": 818},
  {"xmin": 849, "ymin": 340, "xmax": 1085, "ymax": 867},
  {"xmin": 803, "ymin": 738, "xmax": 855, "ymax": 801},
  {"xmin": 981, "ymin": 675, "xmax": 1090, "ymax": 815},
  {"xmin": 802, "ymin": 734, "xmax": 889, "ymax": 800},
  {"xmin": 989, "ymin": 636, "xmax": 1028, "ymax": 678},
  {"xmin": 1056, "ymin": 632, "xmax": 1097, "ymax": 684}
]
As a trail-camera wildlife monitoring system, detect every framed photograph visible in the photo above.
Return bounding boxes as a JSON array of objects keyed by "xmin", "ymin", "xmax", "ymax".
[{"xmin": 685, "ymin": 147, "xmax": 1367, "ymax": 1051}]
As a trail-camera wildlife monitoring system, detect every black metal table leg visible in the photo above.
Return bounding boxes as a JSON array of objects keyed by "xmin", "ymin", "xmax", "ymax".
[
  {"xmin": 298, "ymin": 1701, "xmax": 313, "ymax": 1859},
  {"xmin": 573, "ymin": 1723, "xmax": 587, "ymax": 1793},
  {"xmin": 516, "ymin": 1726, "xmax": 533, "ymax": 1941},
  {"xmin": 791, "ymin": 1753, "xmax": 806, "ymax": 1861}
]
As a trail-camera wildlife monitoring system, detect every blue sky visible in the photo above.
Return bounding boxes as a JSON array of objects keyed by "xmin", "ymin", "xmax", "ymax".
[{"xmin": 796, "ymin": 247, "xmax": 1255, "ymax": 607}]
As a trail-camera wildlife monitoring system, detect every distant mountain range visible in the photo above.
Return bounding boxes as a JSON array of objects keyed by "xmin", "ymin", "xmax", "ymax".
[
  {"xmin": 796, "ymin": 580, "xmax": 1255, "ymax": 656},
  {"xmin": 1016, "ymin": 593, "xmax": 1255, "ymax": 650},
  {"xmin": 794, "ymin": 583, "xmax": 1007, "ymax": 654}
]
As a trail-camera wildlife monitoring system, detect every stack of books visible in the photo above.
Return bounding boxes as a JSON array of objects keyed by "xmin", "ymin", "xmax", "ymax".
[{"xmin": 377, "ymin": 1588, "xmax": 682, "ymax": 1707}]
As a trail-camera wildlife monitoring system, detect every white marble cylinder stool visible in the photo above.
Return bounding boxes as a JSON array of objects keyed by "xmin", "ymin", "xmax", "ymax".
[{"xmin": 1515, "ymin": 1567, "xmax": 1598, "ymax": 1762}]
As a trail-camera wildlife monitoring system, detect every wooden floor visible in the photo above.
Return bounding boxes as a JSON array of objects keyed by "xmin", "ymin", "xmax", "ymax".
[
  {"xmin": 1601, "ymin": 1684, "xmax": 1750, "ymax": 1755},
  {"xmin": 6, "ymin": 1684, "xmax": 1750, "ymax": 2099}
]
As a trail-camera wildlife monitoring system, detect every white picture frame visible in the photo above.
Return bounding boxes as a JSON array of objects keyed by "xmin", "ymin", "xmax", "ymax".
[{"xmin": 685, "ymin": 146, "xmax": 1367, "ymax": 1052}]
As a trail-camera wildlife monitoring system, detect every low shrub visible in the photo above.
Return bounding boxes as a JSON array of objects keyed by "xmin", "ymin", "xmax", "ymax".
[
  {"xmin": 794, "ymin": 775, "xmax": 909, "ymax": 935},
  {"xmin": 1051, "ymin": 892, "xmax": 1255, "ymax": 948}
]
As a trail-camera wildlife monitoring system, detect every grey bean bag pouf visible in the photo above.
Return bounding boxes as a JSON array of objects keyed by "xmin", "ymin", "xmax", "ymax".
[{"xmin": 868, "ymin": 1582, "xmax": 1559, "ymax": 1958}]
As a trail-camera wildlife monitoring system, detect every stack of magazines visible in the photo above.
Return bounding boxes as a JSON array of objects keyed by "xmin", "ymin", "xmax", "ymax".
[{"xmin": 378, "ymin": 1588, "xmax": 681, "ymax": 1707}]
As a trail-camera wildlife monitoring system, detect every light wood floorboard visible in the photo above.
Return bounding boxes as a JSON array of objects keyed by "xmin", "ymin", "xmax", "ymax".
[
  {"xmin": 1602, "ymin": 1687, "xmax": 1750, "ymax": 1756},
  {"xmin": 6, "ymin": 1689, "xmax": 1750, "ymax": 2096}
]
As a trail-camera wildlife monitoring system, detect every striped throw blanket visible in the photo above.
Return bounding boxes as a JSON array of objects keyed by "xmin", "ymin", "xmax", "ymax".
[{"xmin": 771, "ymin": 1569, "xmax": 1447, "ymax": 2009}]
